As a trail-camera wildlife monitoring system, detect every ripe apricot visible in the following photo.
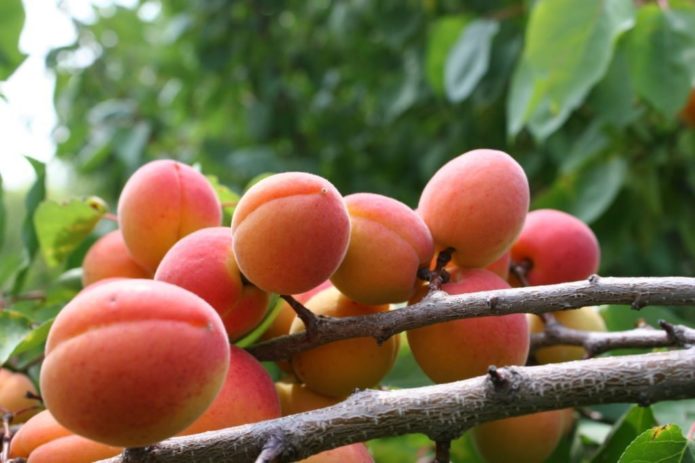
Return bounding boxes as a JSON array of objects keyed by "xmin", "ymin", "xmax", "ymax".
[
  {"xmin": 407, "ymin": 269, "xmax": 529, "ymax": 383},
  {"xmin": 0, "ymin": 368, "xmax": 40, "ymax": 423},
  {"xmin": 300, "ymin": 443, "xmax": 374, "ymax": 462},
  {"xmin": 10, "ymin": 410, "xmax": 122, "ymax": 463},
  {"xmin": 330, "ymin": 193, "xmax": 434, "ymax": 304},
  {"xmin": 290, "ymin": 287, "xmax": 399, "ymax": 398},
  {"xmin": 511, "ymin": 209, "xmax": 600, "ymax": 286},
  {"xmin": 118, "ymin": 160, "xmax": 222, "ymax": 273},
  {"xmin": 155, "ymin": 227, "xmax": 269, "ymax": 341},
  {"xmin": 275, "ymin": 381, "xmax": 341, "ymax": 416},
  {"xmin": 472, "ymin": 409, "xmax": 566, "ymax": 463},
  {"xmin": 231, "ymin": 172, "xmax": 350, "ymax": 295},
  {"xmin": 528, "ymin": 306, "xmax": 607, "ymax": 363},
  {"xmin": 180, "ymin": 346, "xmax": 280, "ymax": 435},
  {"xmin": 418, "ymin": 149, "xmax": 529, "ymax": 268},
  {"xmin": 81, "ymin": 230, "xmax": 150, "ymax": 287},
  {"xmin": 40, "ymin": 279, "xmax": 230, "ymax": 447}
]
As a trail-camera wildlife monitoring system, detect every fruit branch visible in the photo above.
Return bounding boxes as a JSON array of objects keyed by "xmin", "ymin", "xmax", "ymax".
[
  {"xmin": 531, "ymin": 319, "xmax": 695, "ymax": 357},
  {"xmin": 99, "ymin": 348, "xmax": 695, "ymax": 463},
  {"xmin": 247, "ymin": 275, "xmax": 695, "ymax": 361}
]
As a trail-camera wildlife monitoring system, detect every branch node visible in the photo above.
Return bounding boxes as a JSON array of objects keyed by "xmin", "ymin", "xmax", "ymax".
[
  {"xmin": 281, "ymin": 295, "xmax": 319, "ymax": 340},
  {"xmin": 255, "ymin": 434, "xmax": 286, "ymax": 463},
  {"xmin": 487, "ymin": 366, "xmax": 507, "ymax": 388},
  {"xmin": 637, "ymin": 392, "xmax": 652, "ymax": 408},
  {"xmin": 486, "ymin": 295, "xmax": 499, "ymax": 312},
  {"xmin": 588, "ymin": 274, "xmax": 600, "ymax": 284},
  {"xmin": 631, "ymin": 294, "xmax": 646, "ymax": 311},
  {"xmin": 428, "ymin": 248, "xmax": 454, "ymax": 291},
  {"xmin": 122, "ymin": 446, "xmax": 153, "ymax": 462},
  {"xmin": 509, "ymin": 259, "xmax": 532, "ymax": 287}
]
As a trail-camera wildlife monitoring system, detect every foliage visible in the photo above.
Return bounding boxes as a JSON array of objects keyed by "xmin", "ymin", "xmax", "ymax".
[{"xmin": 1, "ymin": 0, "xmax": 695, "ymax": 462}]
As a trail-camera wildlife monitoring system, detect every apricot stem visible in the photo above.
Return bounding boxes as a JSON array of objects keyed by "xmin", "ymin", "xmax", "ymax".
[
  {"xmin": 254, "ymin": 434, "xmax": 284, "ymax": 463},
  {"xmin": 509, "ymin": 258, "xmax": 532, "ymax": 287},
  {"xmin": 427, "ymin": 247, "xmax": 454, "ymax": 291},
  {"xmin": 433, "ymin": 439, "xmax": 451, "ymax": 463},
  {"xmin": 2, "ymin": 412, "xmax": 12, "ymax": 463},
  {"xmin": 280, "ymin": 295, "xmax": 319, "ymax": 341}
]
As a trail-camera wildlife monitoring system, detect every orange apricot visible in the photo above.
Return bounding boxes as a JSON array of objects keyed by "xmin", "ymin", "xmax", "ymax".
[
  {"xmin": 155, "ymin": 227, "xmax": 269, "ymax": 341},
  {"xmin": 231, "ymin": 172, "xmax": 350, "ymax": 295},
  {"xmin": 407, "ymin": 269, "xmax": 529, "ymax": 383},
  {"xmin": 418, "ymin": 149, "xmax": 529, "ymax": 268},
  {"xmin": 275, "ymin": 381, "xmax": 341, "ymax": 416},
  {"xmin": 118, "ymin": 160, "xmax": 222, "ymax": 273},
  {"xmin": 81, "ymin": 230, "xmax": 151, "ymax": 287},
  {"xmin": 330, "ymin": 193, "xmax": 434, "ymax": 304},
  {"xmin": 290, "ymin": 287, "xmax": 399, "ymax": 398},
  {"xmin": 0, "ymin": 368, "xmax": 40, "ymax": 423},
  {"xmin": 40, "ymin": 279, "xmax": 230, "ymax": 447}
]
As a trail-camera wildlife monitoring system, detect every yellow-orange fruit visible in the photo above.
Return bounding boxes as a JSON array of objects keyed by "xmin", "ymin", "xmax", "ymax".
[
  {"xmin": 0, "ymin": 368, "xmax": 40, "ymax": 423},
  {"xmin": 407, "ymin": 269, "xmax": 529, "ymax": 383},
  {"xmin": 275, "ymin": 381, "xmax": 341, "ymax": 416},
  {"xmin": 528, "ymin": 306, "xmax": 607, "ymax": 363},
  {"xmin": 472, "ymin": 409, "xmax": 566, "ymax": 463},
  {"xmin": 10, "ymin": 410, "xmax": 122, "ymax": 463},
  {"xmin": 680, "ymin": 88, "xmax": 695, "ymax": 127},
  {"xmin": 180, "ymin": 346, "xmax": 280, "ymax": 435},
  {"xmin": 511, "ymin": 209, "xmax": 600, "ymax": 286},
  {"xmin": 290, "ymin": 287, "xmax": 399, "ymax": 398},
  {"xmin": 560, "ymin": 407, "xmax": 576, "ymax": 435},
  {"xmin": 155, "ymin": 227, "xmax": 268, "ymax": 341},
  {"xmin": 118, "ymin": 160, "xmax": 222, "ymax": 273},
  {"xmin": 330, "ymin": 193, "xmax": 434, "ymax": 304},
  {"xmin": 231, "ymin": 172, "xmax": 350, "ymax": 295},
  {"xmin": 40, "ymin": 279, "xmax": 230, "ymax": 447},
  {"xmin": 300, "ymin": 443, "xmax": 374, "ymax": 462},
  {"xmin": 418, "ymin": 149, "xmax": 529, "ymax": 268},
  {"xmin": 485, "ymin": 250, "xmax": 511, "ymax": 281},
  {"xmin": 81, "ymin": 230, "xmax": 151, "ymax": 287}
]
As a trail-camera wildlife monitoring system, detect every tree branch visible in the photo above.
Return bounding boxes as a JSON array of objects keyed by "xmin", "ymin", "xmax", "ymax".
[
  {"xmin": 248, "ymin": 276, "xmax": 695, "ymax": 361},
  {"xmin": 99, "ymin": 348, "xmax": 695, "ymax": 463},
  {"xmin": 531, "ymin": 320, "xmax": 695, "ymax": 357}
]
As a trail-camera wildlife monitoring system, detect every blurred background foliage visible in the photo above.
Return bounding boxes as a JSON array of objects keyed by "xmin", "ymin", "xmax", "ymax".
[{"xmin": 3, "ymin": 0, "xmax": 695, "ymax": 461}]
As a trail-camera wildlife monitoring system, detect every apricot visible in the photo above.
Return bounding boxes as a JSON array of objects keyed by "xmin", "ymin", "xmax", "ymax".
[
  {"xmin": 528, "ymin": 306, "xmax": 607, "ymax": 363},
  {"xmin": 81, "ymin": 230, "xmax": 151, "ymax": 287},
  {"xmin": 40, "ymin": 279, "xmax": 230, "ymax": 447},
  {"xmin": 300, "ymin": 443, "xmax": 374, "ymax": 462},
  {"xmin": 472, "ymin": 409, "xmax": 566, "ymax": 463},
  {"xmin": 485, "ymin": 250, "xmax": 510, "ymax": 281},
  {"xmin": 0, "ymin": 368, "xmax": 40, "ymax": 423},
  {"xmin": 155, "ymin": 227, "xmax": 269, "ymax": 341},
  {"xmin": 407, "ymin": 269, "xmax": 529, "ymax": 383},
  {"xmin": 330, "ymin": 193, "xmax": 434, "ymax": 304},
  {"xmin": 10, "ymin": 410, "xmax": 122, "ymax": 463},
  {"xmin": 180, "ymin": 345, "xmax": 280, "ymax": 435},
  {"xmin": 275, "ymin": 381, "xmax": 342, "ymax": 416},
  {"xmin": 418, "ymin": 149, "xmax": 529, "ymax": 268},
  {"xmin": 290, "ymin": 287, "xmax": 399, "ymax": 398},
  {"xmin": 511, "ymin": 209, "xmax": 600, "ymax": 286},
  {"xmin": 118, "ymin": 160, "xmax": 222, "ymax": 273},
  {"xmin": 231, "ymin": 172, "xmax": 350, "ymax": 295}
]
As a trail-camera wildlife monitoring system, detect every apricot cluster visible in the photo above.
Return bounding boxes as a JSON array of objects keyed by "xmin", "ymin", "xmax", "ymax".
[{"xmin": 26, "ymin": 148, "xmax": 604, "ymax": 461}]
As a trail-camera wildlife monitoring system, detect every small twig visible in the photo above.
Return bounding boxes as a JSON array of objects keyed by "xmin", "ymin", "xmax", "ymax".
[
  {"xmin": 2, "ymin": 412, "xmax": 12, "ymax": 463},
  {"xmin": 24, "ymin": 392, "xmax": 42, "ymax": 404},
  {"xmin": 433, "ymin": 440, "xmax": 451, "ymax": 463},
  {"xmin": 254, "ymin": 434, "xmax": 285, "ymax": 463},
  {"xmin": 509, "ymin": 259, "xmax": 531, "ymax": 287},
  {"xmin": 428, "ymin": 248, "xmax": 454, "ymax": 291},
  {"xmin": 0, "ymin": 290, "xmax": 47, "ymax": 310},
  {"xmin": 280, "ymin": 295, "xmax": 320, "ymax": 341}
]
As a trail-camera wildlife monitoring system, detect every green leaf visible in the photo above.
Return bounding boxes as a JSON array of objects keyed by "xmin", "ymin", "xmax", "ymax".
[
  {"xmin": 0, "ymin": 173, "xmax": 5, "ymax": 253},
  {"xmin": 618, "ymin": 425, "xmax": 687, "ymax": 463},
  {"xmin": 627, "ymin": 5, "xmax": 695, "ymax": 118},
  {"xmin": 507, "ymin": 0, "xmax": 635, "ymax": 139},
  {"xmin": 34, "ymin": 197, "xmax": 108, "ymax": 267},
  {"xmin": 0, "ymin": 310, "xmax": 33, "ymax": 365},
  {"xmin": 588, "ymin": 45, "xmax": 641, "ymax": 128},
  {"xmin": 206, "ymin": 175, "xmax": 240, "ymax": 220},
  {"xmin": 10, "ymin": 319, "xmax": 53, "ymax": 358},
  {"xmin": 235, "ymin": 295, "xmax": 281, "ymax": 349},
  {"xmin": 533, "ymin": 157, "xmax": 627, "ymax": 224},
  {"xmin": 591, "ymin": 405, "xmax": 658, "ymax": 463},
  {"xmin": 652, "ymin": 400, "xmax": 695, "ymax": 433},
  {"xmin": 0, "ymin": 0, "xmax": 25, "ymax": 80},
  {"xmin": 444, "ymin": 19, "xmax": 499, "ymax": 103},
  {"xmin": 425, "ymin": 15, "xmax": 469, "ymax": 95},
  {"xmin": 12, "ymin": 158, "xmax": 46, "ymax": 295}
]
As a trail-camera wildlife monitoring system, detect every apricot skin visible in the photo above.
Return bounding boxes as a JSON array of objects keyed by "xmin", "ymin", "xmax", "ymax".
[
  {"xmin": 81, "ymin": 230, "xmax": 150, "ymax": 287},
  {"xmin": 10, "ymin": 410, "xmax": 122, "ymax": 463},
  {"xmin": 300, "ymin": 443, "xmax": 374, "ymax": 462},
  {"xmin": 155, "ymin": 227, "xmax": 269, "ymax": 341},
  {"xmin": 275, "ymin": 381, "xmax": 341, "ymax": 416},
  {"xmin": 290, "ymin": 287, "xmax": 399, "ymax": 398},
  {"xmin": 40, "ymin": 279, "xmax": 230, "ymax": 447},
  {"xmin": 118, "ymin": 160, "xmax": 222, "ymax": 273},
  {"xmin": 473, "ymin": 409, "xmax": 566, "ymax": 463},
  {"xmin": 418, "ymin": 149, "xmax": 529, "ymax": 268},
  {"xmin": 0, "ymin": 368, "xmax": 40, "ymax": 423},
  {"xmin": 511, "ymin": 209, "xmax": 600, "ymax": 286},
  {"xmin": 528, "ymin": 306, "xmax": 607, "ymax": 363},
  {"xmin": 231, "ymin": 172, "xmax": 350, "ymax": 295},
  {"xmin": 330, "ymin": 193, "xmax": 434, "ymax": 305},
  {"xmin": 407, "ymin": 269, "xmax": 529, "ymax": 383},
  {"xmin": 180, "ymin": 346, "xmax": 280, "ymax": 435}
]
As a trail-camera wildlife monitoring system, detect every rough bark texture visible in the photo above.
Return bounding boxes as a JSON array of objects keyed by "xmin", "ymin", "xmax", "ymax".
[
  {"xmin": 248, "ymin": 276, "xmax": 695, "ymax": 361},
  {"xmin": 99, "ymin": 348, "xmax": 695, "ymax": 463}
]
